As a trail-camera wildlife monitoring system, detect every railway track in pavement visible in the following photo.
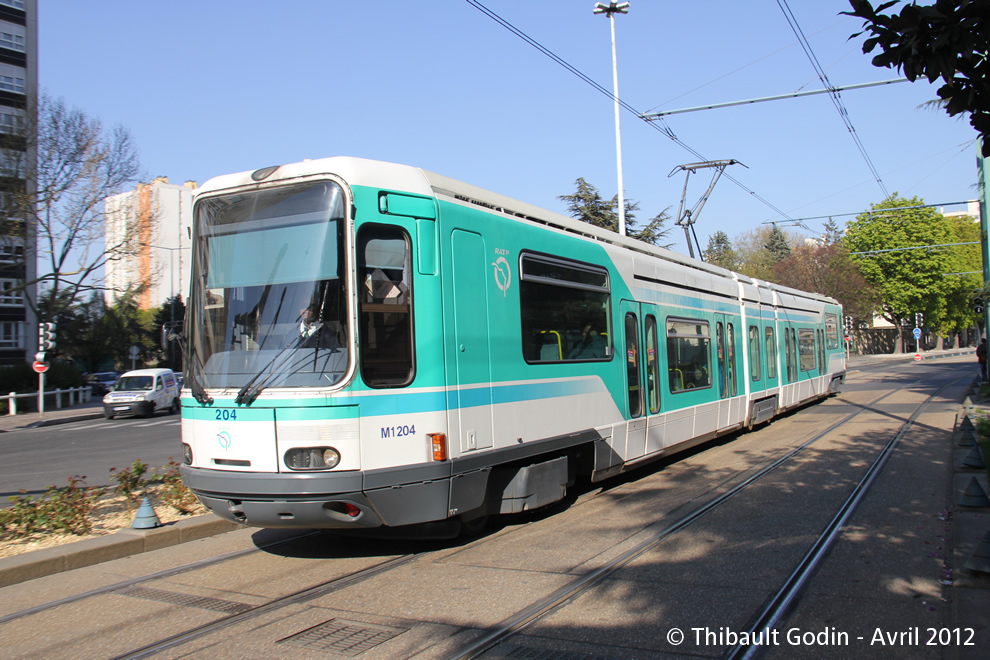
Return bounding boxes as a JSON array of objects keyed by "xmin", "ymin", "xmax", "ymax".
[{"xmin": 0, "ymin": 359, "xmax": 968, "ymax": 659}]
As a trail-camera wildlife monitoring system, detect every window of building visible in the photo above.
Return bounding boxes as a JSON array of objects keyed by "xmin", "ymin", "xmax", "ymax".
[
  {"xmin": 0, "ymin": 32, "xmax": 24, "ymax": 52},
  {"xmin": 357, "ymin": 224, "xmax": 414, "ymax": 388},
  {"xmin": 0, "ymin": 243, "xmax": 23, "ymax": 264},
  {"xmin": 0, "ymin": 321, "xmax": 22, "ymax": 348},
  {"xmin": 825, "ymin": 312, "xmax": 839, "ymax": 349},
  {"xmin": 667, "ymin": 317, "xmax": 712, "ymax": 393},
  {"xmin": 0, "ymin": 278, "xmax": 22, "ymax": 306},
  {"xmin": 0, "ymin": 112, "xmax": 23, "ymax": 134},
  {"xmin": 0, "ymin": 75, "xmax": 24, "ymax": 94},
  {"xmin": 520, "ymin": 253, "xmax": 611, "ymax": 363},
  {"xmin": 0, "ymin": 1, "xmax": 26, "ymax": 10}
]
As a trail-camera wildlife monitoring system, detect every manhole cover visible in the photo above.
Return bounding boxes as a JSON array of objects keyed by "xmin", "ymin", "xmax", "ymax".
[{"xmin": 278, "ymin": 618, "xmax": 408, "ymax": 656}]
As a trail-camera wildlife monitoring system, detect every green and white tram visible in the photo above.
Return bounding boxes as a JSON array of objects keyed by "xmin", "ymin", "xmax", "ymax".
[{"xmin": 179, "ymin": 157, "xmax": 846, "ymax": 534}]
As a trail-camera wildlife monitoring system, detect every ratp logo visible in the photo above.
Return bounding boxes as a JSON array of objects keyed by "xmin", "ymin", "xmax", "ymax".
[
  {"xmin": 492, "ymin": 255, "xmax": 511, "ymax": 297},
  {"xmin": 217, "ymin": 430, "xmax": 232, "ymax": 451}
]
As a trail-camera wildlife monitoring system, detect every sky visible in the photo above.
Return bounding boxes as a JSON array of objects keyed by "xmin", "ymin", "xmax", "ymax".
[{"xmin": 39, "ymin": 1, "xmax": 981, "ymax": 256}]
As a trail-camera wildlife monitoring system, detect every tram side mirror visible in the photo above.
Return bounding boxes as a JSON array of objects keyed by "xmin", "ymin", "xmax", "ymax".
[{"xmin": 161, "ymin": 321, "xmax": 184, "ymax": 350}]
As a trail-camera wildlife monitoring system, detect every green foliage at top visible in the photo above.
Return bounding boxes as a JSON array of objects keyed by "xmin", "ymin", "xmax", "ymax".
[
  {"xmin": 764, "ymin": 225, "xmax": 793, "ymax": 264},
  {"xmin": 703, "ymin": 230, "xmax": 740, "ymax": 271},
  {"xmin": 845, "ymin": 0, "xmax": 990, "ymax": 155},
  {"xmin": 843, "ymin": 194, "xmax": 980, "ymax": 333},
  {"xmin": 559, "ymin": 178, "xmax": 674, "ymax": 248}
]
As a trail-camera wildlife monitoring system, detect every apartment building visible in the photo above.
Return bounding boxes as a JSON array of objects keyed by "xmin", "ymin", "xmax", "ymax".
[
  {"xmin": 104, "ymin": 177, "xmax": 196, "ymax": 310},
  {"xmin": 0, "ymin": 0, "xmax": 35, "ymax": 365}
]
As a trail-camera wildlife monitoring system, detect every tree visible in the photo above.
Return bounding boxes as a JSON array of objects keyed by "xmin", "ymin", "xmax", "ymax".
[
  {"xmin": 764, "ymin": 224, "xmax": 792, "ymax": 264},
  {"xmin": 843, "ymin": 194, "xmax": 966, "ymax": 350},
  {"xmin": 153, "ymin": 295, "xmax": 185, "ymax": 372},
  {"xmin": 702, "ymin": 230, "xmax": 740, "ymax": 271},
  {"xmin": 559, "ymin": 178, "xmax": 673, "ymax": 248},
  {"xmin": 772, "ymin": 243, "xmax": 879, "ymax": 322},
  {"xmin": 844, "ymin": 0, "xmax": 990, "ymax": 155},
  {"xmin": 2, "ymin": 93, "xmax": 145, "ymax": 324}
]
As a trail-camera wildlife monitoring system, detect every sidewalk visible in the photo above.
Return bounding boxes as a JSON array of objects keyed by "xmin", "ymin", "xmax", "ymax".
[{"xmin": 0, "ymin": 397, "xmax": 105, "ymax": 434}]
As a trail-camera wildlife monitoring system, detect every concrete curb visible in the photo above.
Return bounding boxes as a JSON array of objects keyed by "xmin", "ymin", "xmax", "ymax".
[{"xmin": 0, "ymin": 514, "xmax": 241, "ymax": 588}]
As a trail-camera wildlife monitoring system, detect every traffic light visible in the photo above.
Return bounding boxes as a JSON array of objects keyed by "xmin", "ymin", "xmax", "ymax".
[
  {"xmin": 38, "ymin": 322, "xmax": 56, "ymax": 351},
  {"xmin": 975, "ymin": 297, "xmax": 985, "ymax": 315}
]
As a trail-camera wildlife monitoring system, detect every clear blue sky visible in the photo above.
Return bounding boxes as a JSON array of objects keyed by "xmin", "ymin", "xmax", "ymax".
[{"xmin": 40, "ymin": 1, "xmax": 979, "ymax": 255}]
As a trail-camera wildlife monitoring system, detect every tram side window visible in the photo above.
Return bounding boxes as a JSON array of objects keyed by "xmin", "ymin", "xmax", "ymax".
[
  {"xmin": 748, "ymin": 325, "xmax": 761, "ymax": 382},
  {"xmin": 520, "ymin": 254, "xmax": 611, "ymax": 363},
  {"xmin": 645, "ymin": 315, "xmax": 661, "ymax": 414},
  {"xmin": 726, "ymin": 322, "xmax": 737, "ymax": 396},
  {"xmin": 667, "ymin": 318, "xmax": 712, "ymax": 392},
  {"xmin": 357, "ymin": 225, "xmax": 414, "ymax": 387},
  {"xmin": 765, "ymin": 327, "xmax": 777, "ymax": 379},
  {"xmin": 825, "ymin": 313, "xmax": 839, "ymax": 349},
  {"xmin": 798, "ymin": 328, "xmax": 817, "ymax": 372}
]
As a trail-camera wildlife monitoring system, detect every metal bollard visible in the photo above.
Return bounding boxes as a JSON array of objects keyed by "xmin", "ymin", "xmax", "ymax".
[{"xmin": 7, "ymin": 392, "xmax": 15, "ymax": 416}]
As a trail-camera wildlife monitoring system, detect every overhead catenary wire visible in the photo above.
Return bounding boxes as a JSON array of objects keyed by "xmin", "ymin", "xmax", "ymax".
[
  {"xmin": 465, "ymin": 0, "xmax": 795, "ymax": 222},
  {"xmin": 776, "ymin": 0, "xmax": 890, "ymax": 199}
]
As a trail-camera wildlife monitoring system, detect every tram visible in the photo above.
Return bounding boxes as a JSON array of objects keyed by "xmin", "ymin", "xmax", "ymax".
[{"xmin": 178, "ymin": 157, "xmax": 845, "ymax": 535}]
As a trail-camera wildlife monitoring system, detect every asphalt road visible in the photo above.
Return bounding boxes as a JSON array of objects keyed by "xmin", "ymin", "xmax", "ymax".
[{"xmin": 0, "ymin": 412, "xmax": 183, "ymax": 500}]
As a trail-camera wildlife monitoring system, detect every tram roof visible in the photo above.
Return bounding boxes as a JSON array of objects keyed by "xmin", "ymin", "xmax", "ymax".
[{"xmin": 195, "ymin": 156, "xmax": 839, "ymax": 308}]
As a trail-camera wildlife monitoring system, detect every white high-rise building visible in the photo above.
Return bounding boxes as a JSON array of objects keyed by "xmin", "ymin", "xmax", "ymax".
[{"xmin": 104, "ymin": 177, "xmax": 196, "ymax": 310}]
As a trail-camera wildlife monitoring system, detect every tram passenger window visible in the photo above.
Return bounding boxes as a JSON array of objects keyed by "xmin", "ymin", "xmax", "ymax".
[
  {"xmin": 667, "ymin": 318, "xmax": 712, "ymax": 393},
  {"xmin": 765, "ymin": 327, "xmax": 777, "ymax": 379},
  {"xmin": 645, "ymin": 315, "xmax": 661, "ymax": 414},
  {"xmin": 825, "ymin": 313, "xmax": 839, "ymax": 349},
  {"xmin": 716, "ymin": 322, "xmax": 726, "ymax": 399},
  {"xmin": 358, "ymin": 224, "xmax": 414, "ymax": 387},
  {"xmin": 520, "ymin": 254, "xmax": 611, "ymax": 363},
  {"xmin": 748, "ymin": 325, "xmax": 761, "ymax": 382},
  {"xmin": 626, "ymin": 313, "xmax": 642, "ymax": 418},
  {"xmin": 798, "ymin": 328, "xmax": 816, "ymax": 372},
  {"xmin": 785, "ymin": 329, "xmax": 793, "ymax": 383},
  {"xmin": 726, "ymin": 323, "xmax": 737, "ymax": 396}
]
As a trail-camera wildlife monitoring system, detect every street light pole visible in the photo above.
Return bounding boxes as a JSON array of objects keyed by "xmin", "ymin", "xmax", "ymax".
[{"xmin": 594, "ymin": 1, "xmax": 630, "ymax": 236}]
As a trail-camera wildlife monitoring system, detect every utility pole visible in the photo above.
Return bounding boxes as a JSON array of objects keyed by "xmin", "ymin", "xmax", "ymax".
[{"xmin": 593, "ymin": 2, "xmax": 629, "ymax": 236}]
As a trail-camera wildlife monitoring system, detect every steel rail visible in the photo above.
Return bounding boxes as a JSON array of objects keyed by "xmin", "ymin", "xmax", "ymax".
[
  {"xmin": 445, "ymin": 387, "xmax": 900, "ymax": 659},
  {"xmin": 725, "ymin": 377, "xmax": 961, "ymax": 660}
]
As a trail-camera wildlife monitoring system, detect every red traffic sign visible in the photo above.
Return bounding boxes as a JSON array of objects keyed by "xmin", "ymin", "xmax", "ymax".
[
  {"xmin": 32, "ymin": 360, "xmax": 49, "ymax": 373},
  {"xmin": 914, "ymin": 354, "xmax": 922, "ymax": 361}
]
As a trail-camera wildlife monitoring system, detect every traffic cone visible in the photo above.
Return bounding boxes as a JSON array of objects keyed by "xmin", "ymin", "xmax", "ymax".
[
  {"xmin": 132, "ymin": 496, "xmax": 161, "ymax": 529},
  {"xmin": 959, "ymin": 425, "xmax": 978, "ymax": 447},
  {"xmin": 962, "ymin": 445, "xmax": 986, "ymax": 470},
  {"xmin": 960, "ymin": 477, "xmax": 990, "ymax": 508},
  {"xmin": 959, "ymin": 414, "xmax": 976, "ymax": 434},
  {"xmin": 964, "ymin": 530, "xmax": 990, "ymax": 574},
  {"xmin": 963, "ymin": 396, "xmax": 975, "ymax": 414}
]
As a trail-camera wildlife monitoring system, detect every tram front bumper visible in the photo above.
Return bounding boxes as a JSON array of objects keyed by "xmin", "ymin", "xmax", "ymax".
[{"xmin": 180, "ymin": 465, "xmax": 452, "ymax": 530}]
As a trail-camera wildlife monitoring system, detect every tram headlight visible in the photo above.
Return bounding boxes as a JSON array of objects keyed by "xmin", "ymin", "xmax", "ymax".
[
  {"xmin": 181, "ymin": 443, "xmax": 193, "ymax": 465},
  {"xmin": 284, "ymin": 446, "xmax": 340, "ymax": 470}
]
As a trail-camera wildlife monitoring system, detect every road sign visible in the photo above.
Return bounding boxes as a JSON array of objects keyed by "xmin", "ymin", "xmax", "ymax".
[
  {"xmin": 32, "ymin": 361, "xmax": 49, "ymax": 373},
  {"xmin": 913, "ymin": 327, "xmax": 922, "ymax": 339},
  {"xmin": 914, "ymin": 354, "xmax": 922, "ymax": 361}
]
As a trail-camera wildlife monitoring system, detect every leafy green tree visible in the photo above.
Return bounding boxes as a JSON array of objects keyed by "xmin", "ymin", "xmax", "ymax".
[
  {"xmin": 822, "ymin": 218, "xmax": 844, "ymax": 245},
  {"xmin": 843, "ymin": 194, "xmax": 962, "ymax": 350},
  {"xmin": 844, "ymin": 0, "xmax": 990, "ymax": 155},
  {"xmin": 559, "ymin": 178, "xmax": 673, "ymax": 248},
  {"xmin": 703, "ymin": 231, "xmax": 740, "ymax": 271}
]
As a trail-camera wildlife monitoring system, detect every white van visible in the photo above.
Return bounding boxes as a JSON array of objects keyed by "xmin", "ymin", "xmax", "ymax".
[{"xmin": 103, "ymin": 368, "xmax": 181, "ymax": 419}]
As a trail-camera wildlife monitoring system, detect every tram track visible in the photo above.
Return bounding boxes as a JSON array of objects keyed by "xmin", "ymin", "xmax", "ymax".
[{"xmin": 0, "ymin": 364, "xmax": 960, "ymax": 658}]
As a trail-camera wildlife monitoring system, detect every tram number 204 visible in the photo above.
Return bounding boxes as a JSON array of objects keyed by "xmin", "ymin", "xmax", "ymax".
[{"xmin": 381, "ymin": 424, "xmax": 416, "ymax": 439}]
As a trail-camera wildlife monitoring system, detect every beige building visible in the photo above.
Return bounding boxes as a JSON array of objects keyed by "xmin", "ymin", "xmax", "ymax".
[{"xmin": 104, "ymin": 177, "xmax": 196, "ymax": 310}]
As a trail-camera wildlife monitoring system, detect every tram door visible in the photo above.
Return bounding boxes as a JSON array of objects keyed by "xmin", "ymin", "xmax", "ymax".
[
  {"xmin": 450, "ymin": 229, "xmax": 494, "ymax": 453},
  {"xmin": 621, "ymin": 301, "xmax": 663, "ymax": 461}
]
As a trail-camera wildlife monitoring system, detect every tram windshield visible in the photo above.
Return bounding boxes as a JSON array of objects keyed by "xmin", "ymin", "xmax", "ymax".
[{"xmin": 188, "ymin": 181, "xmax": 349, "ymax": 395}]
